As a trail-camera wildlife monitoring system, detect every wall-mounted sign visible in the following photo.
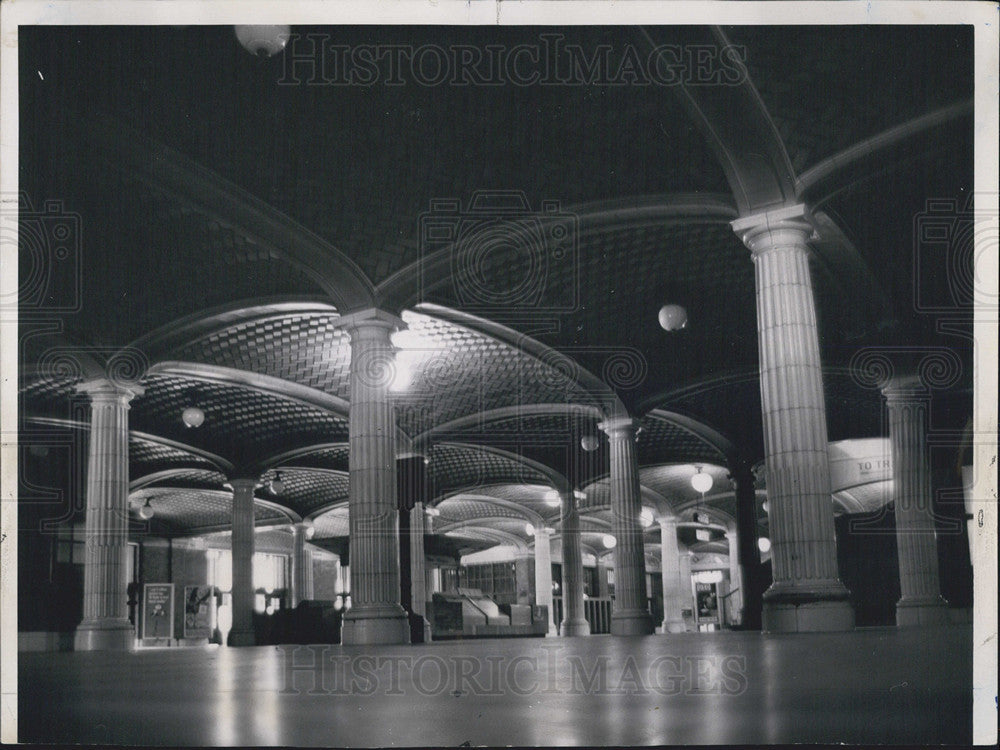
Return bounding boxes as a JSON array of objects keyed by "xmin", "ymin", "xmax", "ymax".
[
  {"xmin": 183, "ymin": 585, "xmax": 214, "ymax": 639},
  {"xmin": 142, "ymin": 583, "xmax": 174, "ymax": 641}
]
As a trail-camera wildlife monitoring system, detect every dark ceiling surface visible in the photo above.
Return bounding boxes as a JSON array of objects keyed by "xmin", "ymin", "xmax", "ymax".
[{"xmin": 17, "ymin": 24, "xmax": 975, "ymax": 544}]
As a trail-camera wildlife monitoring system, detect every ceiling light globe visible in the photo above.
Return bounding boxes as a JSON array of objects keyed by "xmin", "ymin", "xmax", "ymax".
[
  {"xmin": 658, "ymin": 304, "xmax": 688, "ymax": 332},
  {"xmin": 580, "ymin": 435, "xmax": 600, "ymax": 452},
  {"xmin": 182, "ymin": 406, "xmax": 205, "ymax": 428},
  {"xmin": 602, "ymin": 534, "xmax": 617, "ymax": 549},
  {"xmin": 691, "ymin": 469, "xmax": 713, "ymax": 494},
  {"xmin": 758, "ymin": 537, "xmax": 772, "ymax": 553},
  {"xmin": 234, "ymin": 25, "xmax": 291, "ymax": 58}
]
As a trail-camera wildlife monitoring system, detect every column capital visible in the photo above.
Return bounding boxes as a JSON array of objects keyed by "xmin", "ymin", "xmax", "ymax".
[
  {"xmin": 228, "ymin": 477, "xmax": 259, "ymax": 493},
  {"xmin": 336, "ymin": 307, "xmax": 406, "ymax": 334},
  {"xmin": 598, "ymin": 416, "xmax": 640, "ymax": 439},
  {"xmin": 76, "ymin": 378, "xmax": 144, "ymax": 403},
  {"xmin": 659, "ymin": 515, "xmax": 679, "ymax": 529},
  {"xmin": 731, "ymin": 204, "xmax": 815, "ymax": 254},
  {"xmin": 882, "ymin": 374, "xmax": 931, "ymax": 404}
]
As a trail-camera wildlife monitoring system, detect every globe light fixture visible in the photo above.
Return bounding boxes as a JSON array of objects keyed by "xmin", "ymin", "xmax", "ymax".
[
  {"xmin": 658, "ymin": 304, "xmax": 688, "ymax": 331},
  {"xmin": 234, "ymin": 25, "xmax": 291, "ymax": 58},
  {"xmin": 269, "ymin": 472, "xmax": 284, "ymax": 495},
  {"xmin": 525, "ymin": 523, "xmax": 536, "ymax": 536},
  {"xmin": 303, "ymin": 519, "xmax": 315, "ymax": 539},
  {"xmin": 691, "ymin": 465, "xmax": 713, "ymax": 495},
  {"xmin": 580, "ymin": 434, "xmax": 600, "ymax": 452},
  {"xmin": 639, "ymin": 507, "xmax": 654, "ymax": 528},
  {"xmin": 602, "ymin": 534, "xmax": 617, "ymax": 549},
  {"xmin": 138, "ymin": 497, "xmax": 155, "ymax": 520},
  {"xmin": 758, "ymin": 537, "xmax": 772, "ymax": 553},
  {"xmin": 762, "ymin": 501, "xmax": 770, "ymax": 514},
  {"xmin": 543, "ymin": 490, "xmax": 561, "ymax": 508},
  {"xmin": 182, "ymin": 406, "xmax": 205, "ymax": 429}
]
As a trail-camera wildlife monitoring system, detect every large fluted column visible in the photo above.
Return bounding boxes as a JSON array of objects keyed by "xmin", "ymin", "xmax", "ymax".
[
  {"xmin": 73, "ymin": 379, "xmax": 143, "ymax": 651},
  {"xmin": 228, "ymin": 477, "xmax": 257, "ymax": 647},
  {"xmin": 533, "ymin": 527, "xmax": 557, "ymax": 635},
  {"xmin": 560, "ymin": 491, "xmax": 590, "ymax": 636},
  {"xmin": 340, "ymin": 309, "xmax": 409, "ymax": 645},
  {"xmin": 883, "ymin": 376, "xmax": 949, "ymax": 626},
  {"xmin": 732, "ymin": 205, "xmax": 853, "ymax": 633},
  {"xmin": 659, "ymin": 517, "xmax": 686, "ymax": 633},
  {"xmin": 599, "ymin": 417, "xmax": 655, "ymax": 635},
  {"xmin": 290, "ymin": 522, "xmax": 310, "ymax": 607}
]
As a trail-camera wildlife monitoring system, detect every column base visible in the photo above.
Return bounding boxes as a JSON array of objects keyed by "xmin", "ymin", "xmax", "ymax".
[
  {"xmin": 561, "ymin": 617, "xmax": 591, "ymax": 636},
  {"xmin": 227, "ymin": 628, "xmax": 257, "ymax": 647},
  {"xmin": 611, "ymin": 609, "xmax": 655, "ymax": 636},
  {"xmin": 661, "ymin": 619, "xmax": 687, "ymax": 634},
  {"xmin": 342, "ymin": 605, "xmax": 411, "ymax": 645},
  {"xmin": 761, "ymin": 580, "xmax": 854, "ymax": 633},
  {"xmin": 74, "ymin": 619, "xmax": 135, "ymax": 651},
  {"xmin": 896, "ymin": 597, "xmax": 950, "ymax": 627}
]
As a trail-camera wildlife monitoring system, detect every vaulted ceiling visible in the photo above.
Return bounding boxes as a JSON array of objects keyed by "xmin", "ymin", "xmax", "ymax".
[{"xmin": 17, "ymin": 24, "xmax": 974, "ymax": 553}]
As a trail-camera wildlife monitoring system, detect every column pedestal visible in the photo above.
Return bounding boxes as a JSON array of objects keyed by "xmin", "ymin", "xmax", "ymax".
[
  {"xmin": 341, "ymin": 310, "xmax": 409, "ymax": 646},
  {"xmin": 884, "ymin": 377, "xmax": 949, "ymax": 627},
  {"xmin": 73, "ymin": 379, "xmax": 143, "ymax": 651},
  {"xmin": 732, "ymin": 205, "xmax": 853, "ymax": 633},
  {"xmin": 599, "ymin": 418, "xmax": 655, "ymax": 636},
  {"xmin": 560, "ymin": 492, "xmax": 590, "ymax": 636}
]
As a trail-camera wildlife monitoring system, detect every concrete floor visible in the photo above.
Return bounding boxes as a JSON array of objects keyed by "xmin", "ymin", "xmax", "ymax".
[{"xmin": 19, "ymin": 625, "xmax": 971, "ymax": 746}]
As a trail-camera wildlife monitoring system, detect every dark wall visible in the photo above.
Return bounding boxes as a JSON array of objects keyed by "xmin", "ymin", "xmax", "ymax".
[{"xmin": 836, "ymin": 510, "xmax": 901, "ymax": 626}]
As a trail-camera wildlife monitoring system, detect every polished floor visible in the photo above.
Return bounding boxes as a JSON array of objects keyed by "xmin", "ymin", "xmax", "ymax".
[{"xmin": 19, "ymin": 625, "xmax": 971, "ymax": 746}]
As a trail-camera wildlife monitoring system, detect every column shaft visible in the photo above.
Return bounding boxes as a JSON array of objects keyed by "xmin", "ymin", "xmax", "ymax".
[
  {"xmin": 885, "ymin": 380, "xmax": 948, "ymax": 626},
  {"xmin": 560, "ymin": 492, "xmax": 590, "ymax": 636},
  {"xmin": 733, "ymin": 206, "xmax": 853, "ymax": 633},
  {"xmin": 341, "ymin": 312, "xmax": 409, "ymax": 645},
  {"xmin": 726, "ymin": 529, "xmax": 744, "ymax": 627},
  {"xmin": 228, "ymin": 478, "xmax": 257, "ymax": 647},
  {"xmin": 74, "ymin": 380, "xmax": 142, "ymax": 651},
  {"xmin": 533, "ymin": 529, "xmax": 556, "ymax": 634},
  {"xmin": 290, "ymin": 523, "xmax": 309, "ymax": 607},
  {"xmin": 660, "ymin": 519, "xmax": 686, "ymax": 633},
  {"xmin": 600, "ymin": 418, "xmax": 655, "ymax": 635}
]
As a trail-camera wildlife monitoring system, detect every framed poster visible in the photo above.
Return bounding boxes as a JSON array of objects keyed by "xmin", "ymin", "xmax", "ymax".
[
  {"xmin": 184, "ymin": 586, "xmax": 214, "ymax": 639},
  {"xmin": 142, "ymin": 583, "xmax": 174, "ymax": 642}
]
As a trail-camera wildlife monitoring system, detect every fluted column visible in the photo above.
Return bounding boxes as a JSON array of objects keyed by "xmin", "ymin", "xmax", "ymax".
[
  {"xmin": 290, "ymin": 522, "xmax": 310, "ymax": 607},
  {"xmin": 732, "ymin": 205, "xmax": 853, "ymax": 633},
  {"xmin": 533, "ymin": 527, "xmax": 557, "ymax": 635},
  {"xmin": 659, "ymin": 517, "xmax": 686, "ymax": 633},
  {"xmin": 883, "ymin": 376, "xmax": 949, "ymax": 626},
  {"xmin": 341, "ymin": 309, "xmax": 409, "ymax": 645},
  {"xmin": 73, "ymin": 379, "xmax": 143, "ymax": 651},
  {"xmin": 559, "ymin": 491, "xmax": 590, "ymax": 636},
  {"xmin": 599, "ymin": 417, "xmax": 655, "ymax": 635},
  {"xmin": 726, "ymin": 526, "xmax": 744, "ymax": 627},
  {"xmin": 228, "ymin": 477, "xmax": 257, "ymax": 647}
]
